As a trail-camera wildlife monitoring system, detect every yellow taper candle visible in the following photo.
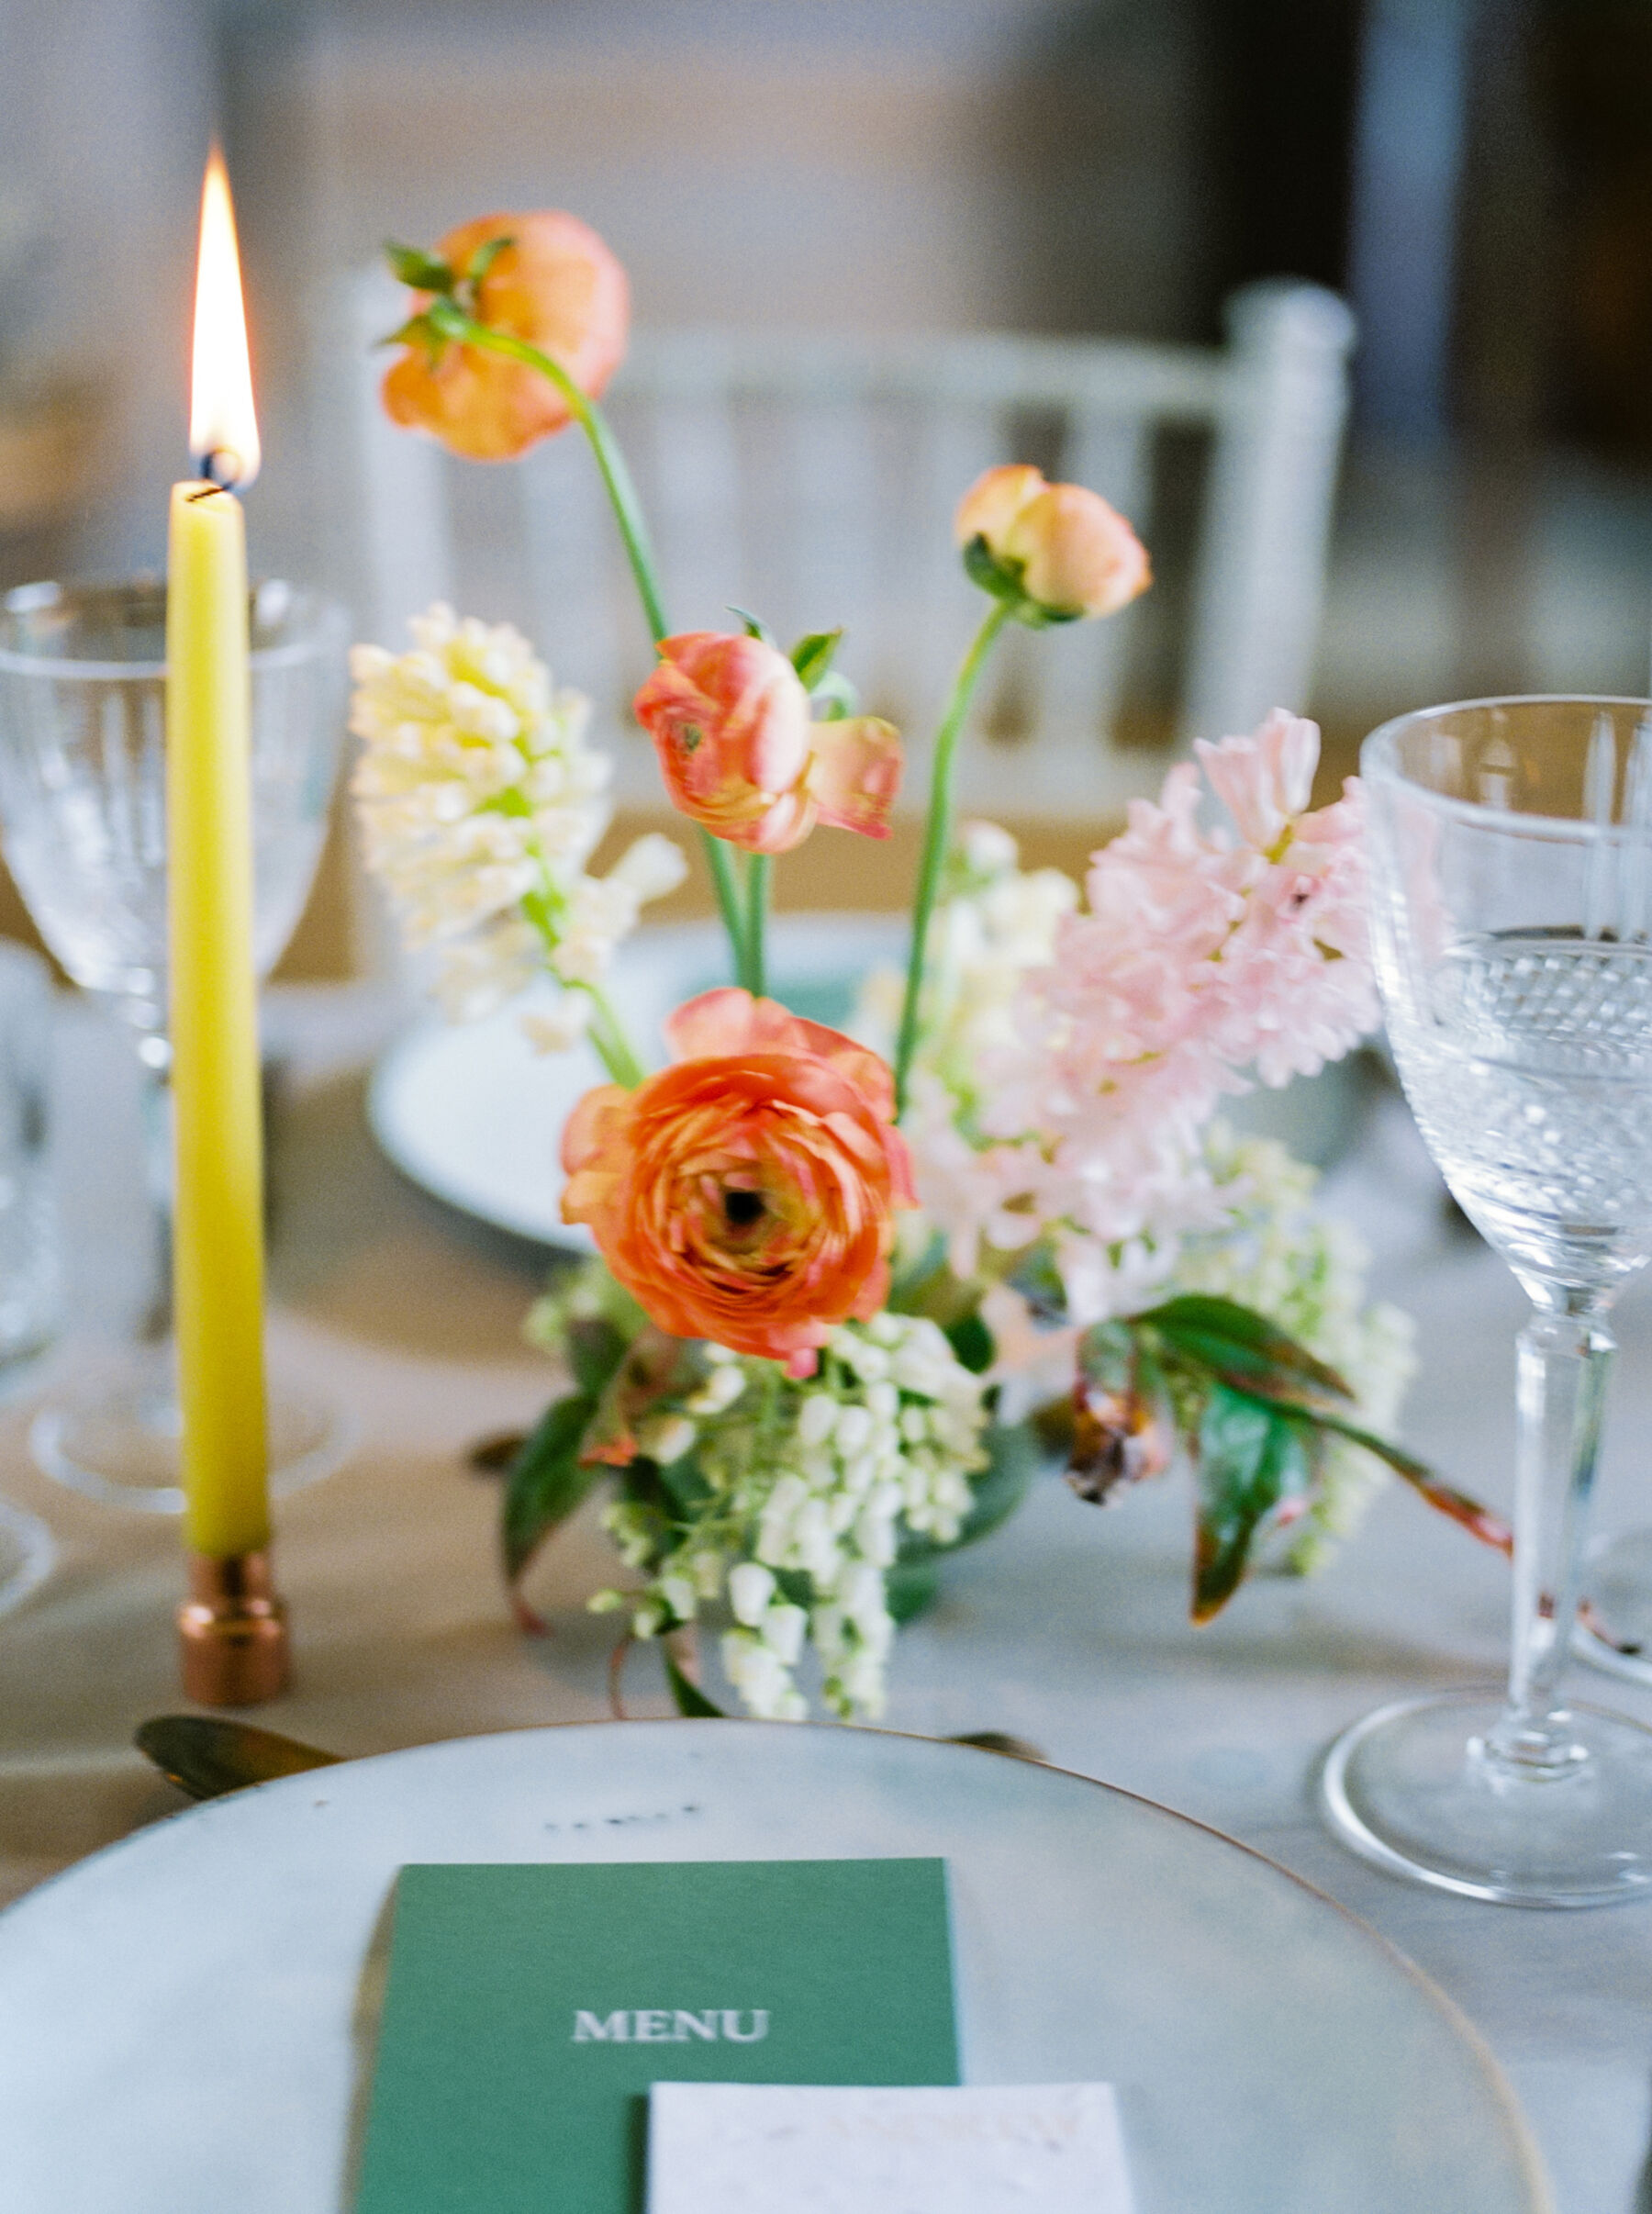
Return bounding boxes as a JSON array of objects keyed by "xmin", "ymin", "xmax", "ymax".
[
  {"xmin": 166, "ymin": 144, "xmax": 271, "ymax": 1577},
  {"xmin": 165, "ymin": 476, "xmax": 268, "ymax": 1558}
]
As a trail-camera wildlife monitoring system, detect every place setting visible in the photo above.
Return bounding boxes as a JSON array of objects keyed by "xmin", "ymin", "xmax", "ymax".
[{"xmin": 3, "ymin": 35, "xmax": 1652, "ymax": 2211}]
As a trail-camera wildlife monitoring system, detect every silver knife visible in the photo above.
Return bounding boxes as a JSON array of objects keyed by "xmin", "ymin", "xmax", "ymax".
[
  {"xmin": 135, "ymin": 1715, "xmax": 342, "ymax": 1800},
  {"xmin": 134, "ymin": 1716, "xmax": 1045, "ymax": 1802}
]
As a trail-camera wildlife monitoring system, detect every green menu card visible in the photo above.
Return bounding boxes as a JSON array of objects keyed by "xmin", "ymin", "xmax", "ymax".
[{"xmin": 353, "ymin": 1858, "xmax": 959, "ymax": 2213}]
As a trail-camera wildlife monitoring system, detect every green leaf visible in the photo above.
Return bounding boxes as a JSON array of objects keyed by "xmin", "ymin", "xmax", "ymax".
[
  {"xmin": 727, "ymin": 605, "xmax": 778, "ymax": 647},
  {"xmin": 884, "ymin": 1560, "xmax": 941, "ymax": 1624},
  {"xmin": 384, "ymin": 240, "xmax": 456, "ymax": 294},
  {"xmin": 655, "ymin": 1452, "xmax": 714, "ymax": 1514},
  {"xmin": 962, "ymin": 532, "xmax": 1023, "ymax": 602},
  {"xmin": 773, "ymin": 1568, "xmax": 813, "ymax": 1610},
  {"xmin": 376, "ymin": 313, "xmax": 446, "ymax": 362},
  {"xmin": 501, "ymin": 1391, "xmax": 607, "ymax": 1585},
  {"xmin": 789, "ymin": 628, "xmax": 843, "ymax": 688},
  {"xmin": 1300, "ymin": 1407, "xmax": 1512, "ymax": 1555},
  {"xmin": 464, "ymin": 233, "xmax": 515, "ymax": 287},
  {"xmin": 1191, "ymin": 1382, "xmax": 1313, "ymax": 1621},
  {"xmin": 1139, "ymin": 1294, "xmax": 1354, "ymax": 1409},
  {"xmin": 564, "ymin": 1315, "xmax": 630, "ymax": 1399},
  {"xmin": 809, "ymin": 668, "xmax": 860, "ymax": 721},
  {"xmin": 664, "ymin": 1650, "xmax": 727, "ymax": 1717},
  {"xmin": 423, "ymin": 294, "xmax": 473, "ymax": 342},
  {"xmin": 944, "ymin": 1310, "xmax": 995, "ymax": 1375}
]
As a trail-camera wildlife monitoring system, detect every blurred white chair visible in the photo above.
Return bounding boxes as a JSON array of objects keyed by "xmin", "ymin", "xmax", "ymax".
[{"xmin": 345, "ymin": 277, "xmax": 1354, "ymax": 818}]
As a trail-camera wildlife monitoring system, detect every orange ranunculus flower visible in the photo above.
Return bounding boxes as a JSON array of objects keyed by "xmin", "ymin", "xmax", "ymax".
[
  {"xmin": 633, "ymin": 631, "xmax": 901, "ymax": 854},
  {"xmin": 954, "ymin": 463, "xmax": 1150, "ymax": 622},
  {"xmin": 561, "ymin": 989, "xmax": 916, "ymax": 1374},
  {"xmin": 382, "ymin": 211, "xmax": 629, "ymax": 462}
]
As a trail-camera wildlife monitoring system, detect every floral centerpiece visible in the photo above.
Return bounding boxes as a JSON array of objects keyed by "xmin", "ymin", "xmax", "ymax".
[{"xmin": 351, "ymin": 213, "xmax": 1507, "ymax": 1721}]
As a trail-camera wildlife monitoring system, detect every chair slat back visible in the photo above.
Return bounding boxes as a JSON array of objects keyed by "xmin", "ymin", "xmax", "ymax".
[
  {"xmin": 349, "ymin": 275, "xmax": 455, "ymax": 635},
  {"xmin": 346, "ymin": 280, "xmax": 1353, "ymax": 821}
]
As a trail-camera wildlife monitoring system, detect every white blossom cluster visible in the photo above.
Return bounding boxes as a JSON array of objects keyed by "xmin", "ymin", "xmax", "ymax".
[
  {"xmin": 350, "ymin": 603, "xmax": 686, "ymax": 1034},
  {"xmin": 591, "ymin": 1314, "xmax": 990, "ymax": 1722},
  {"xmin": 1173, "ymin": 1125, "xmax": 1416, "ymax": 1568}
]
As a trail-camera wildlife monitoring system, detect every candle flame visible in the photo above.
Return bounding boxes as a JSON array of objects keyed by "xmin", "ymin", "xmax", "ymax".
[{"xmin": 189, "ymin": 145, "xmax": 260, "ymax": 489}]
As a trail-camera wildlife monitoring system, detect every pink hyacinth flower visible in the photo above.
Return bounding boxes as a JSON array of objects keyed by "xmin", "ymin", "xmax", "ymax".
[{"xmin": 1194, "ymin": 708, "xmax": 1321, "ymax": 855}]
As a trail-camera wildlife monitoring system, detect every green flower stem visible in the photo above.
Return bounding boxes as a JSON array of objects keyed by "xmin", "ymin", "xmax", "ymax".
[
  {"xmin": 894, "ymin": 598, "xmax": 1012, "ymax": 1117},
  {"xmin": 520, "ymin": 881, "xmax": 646, "ymax": 1088},
  {"xmin": 743, "ymin": 853, "xmax": 771, "ymax": 998},
  {"xmin": 701, "ymin": 837, "xmax": 749, "ymax": 985},
  {"xmin": 580, "ymin": 982, "xmax": 648, "ymax": 1090},
  {"xmin": 440, "ymin": 316, "xmax": 659, "ymax": 630},
  {"xmin": 441, "ymin": 311, "xmax": 748, "ymax": 981}
]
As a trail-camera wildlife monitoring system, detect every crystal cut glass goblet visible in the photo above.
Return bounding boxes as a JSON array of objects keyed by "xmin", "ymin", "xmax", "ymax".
[
  {"xmin": 0, "ymin": 577, "xmax": 352, "ymax": 1510},
  {"xmin": 1321, "ymin": 695, "xmax": 1652, "ymax": 1905}
]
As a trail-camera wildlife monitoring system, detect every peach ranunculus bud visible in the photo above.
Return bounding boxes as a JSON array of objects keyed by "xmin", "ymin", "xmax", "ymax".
[
  {"xmin": 561, "ymin": 989, "xmax": 916, "ymax": 1374},
  {"xmin": 954, "ymin": 463, "xmax": 1150, "ymax": 626},
  {"xmin": 632, "ymin": 631, "xmax": 901, "ymax": 855},
  {"xmin": 382, "ymin": 211, "xmax": 629, "ymax": 463}
]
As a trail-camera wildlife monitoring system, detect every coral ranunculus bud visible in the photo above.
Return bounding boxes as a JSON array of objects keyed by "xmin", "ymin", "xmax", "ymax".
[
  {"xmin": 633, "ymin": 632, "xmax": 901, "ymax": 854},
  {"xmin": 954, "ymin": 463, "xmax": 1150, "ymax": 625},
  {"xmin": 561, "ymin": 989, "xmax": 916, "ymax": 1373},
  {"xmin": 382, "ymin": 211, "xmax": 629, "ymax": 462}
]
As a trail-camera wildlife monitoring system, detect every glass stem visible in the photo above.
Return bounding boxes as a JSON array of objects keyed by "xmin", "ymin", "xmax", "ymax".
[
  {"xmin": 1488, "ymin": 1304, "xmax": 1614, "ymax": 1774},
  {"xmin": 133, "ymin": 1044, "xmax": 174, "ymax": 1347}
]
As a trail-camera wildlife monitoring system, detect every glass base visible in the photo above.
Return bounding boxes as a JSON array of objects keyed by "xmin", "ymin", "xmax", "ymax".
[
  {"xmin": 1573, "ymin": 1526, "xmax": 1652, "ymax": 1689},
  {"xmin": 29, "ymin": 1347, "xmax": 355, "ymax": 1514},
  {"xmin": 0, "ymin": 1493, "xmax": 56, "ymax": 1616},
  {"xmin": 1321, "ymin": 1688, "xmax": 1652, "ymax": 1906}
]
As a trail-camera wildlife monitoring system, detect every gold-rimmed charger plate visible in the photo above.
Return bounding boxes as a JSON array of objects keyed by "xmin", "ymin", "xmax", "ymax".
[{"xmin": 0, "ymin": 1719, "xmax": 1546, "ymax": 2212}]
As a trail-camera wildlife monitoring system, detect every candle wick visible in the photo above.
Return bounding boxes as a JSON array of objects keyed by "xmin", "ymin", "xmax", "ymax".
[{"xmin": 195, "ymin": 450, "xmax": 242, "ymax": 492}]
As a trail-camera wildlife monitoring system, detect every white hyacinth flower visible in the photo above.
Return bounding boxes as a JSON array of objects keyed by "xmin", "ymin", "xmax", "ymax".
[
  {"xmin": 351, "ymin": 606, "xmax": 685, "ymax": 1042},
  {"xmin": 519, "ymin": 994, "xmax": 592, "ymax": 1056}
]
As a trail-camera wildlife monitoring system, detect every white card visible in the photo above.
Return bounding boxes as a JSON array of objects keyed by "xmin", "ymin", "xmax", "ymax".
[{"xmin": 646, "ymin": 2080, "xmax": 1134, "ymax": 2212}]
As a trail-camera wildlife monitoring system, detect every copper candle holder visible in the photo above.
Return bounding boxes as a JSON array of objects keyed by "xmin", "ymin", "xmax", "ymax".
[{"xmin": 178, "ymin": 1549, "xmax": 289, "ymax": 1706}]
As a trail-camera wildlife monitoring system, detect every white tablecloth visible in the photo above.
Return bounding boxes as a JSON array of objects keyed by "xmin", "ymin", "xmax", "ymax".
[{"xmin": 2, "ymin": 990, "xmax": 1649, "ymax": 2213}]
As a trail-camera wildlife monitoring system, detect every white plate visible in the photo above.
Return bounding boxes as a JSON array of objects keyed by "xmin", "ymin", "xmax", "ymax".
[
  {"xmin": 367, "ymin": 916, "xmax": 906, "ymax": 1247},
  {"xmin": 0, "ymin": 1720, "xmax": 1546, "ymax": 2214},
  {"xmin": 0, "ymin": 1493, "xmax": 54, "ymax": 1618},
  {"xmin": 368, "ymin": 914, "xmax": 1368, "ymax": 1248}
]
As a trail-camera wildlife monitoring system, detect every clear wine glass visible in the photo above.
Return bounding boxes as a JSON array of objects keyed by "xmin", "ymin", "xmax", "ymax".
[
  {"xmin": 0, "ymin": 576, "xmax": 352, "ymax": 1511},
  {"xmin": 1322, "ymin": 695, "xmax": 1652, "ymax": 1905}
]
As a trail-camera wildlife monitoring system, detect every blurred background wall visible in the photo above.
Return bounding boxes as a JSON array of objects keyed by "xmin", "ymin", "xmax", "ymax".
[{"xmin": 3, "ymin": 0, "xmax": 1651, "ymax": 945}]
